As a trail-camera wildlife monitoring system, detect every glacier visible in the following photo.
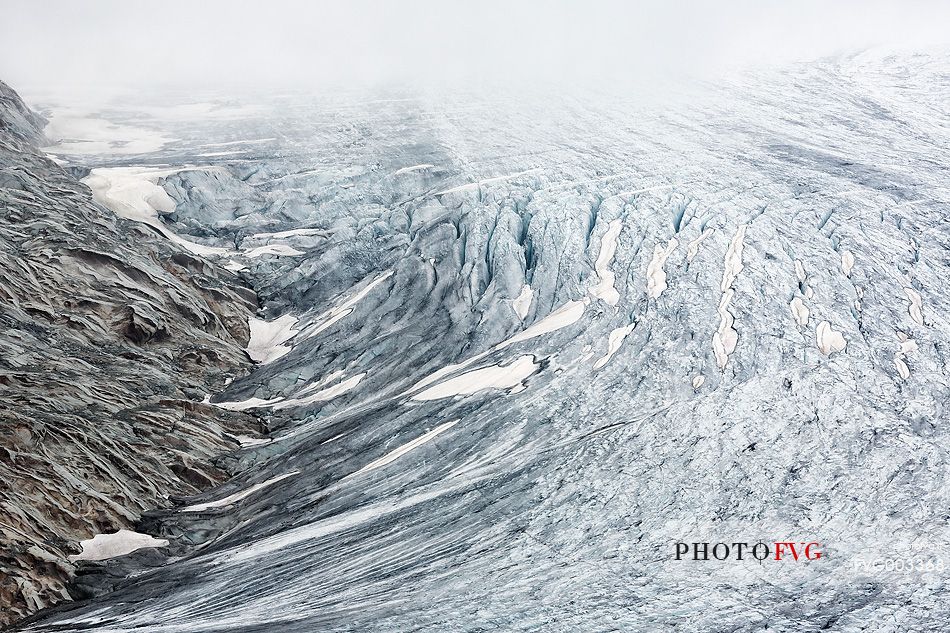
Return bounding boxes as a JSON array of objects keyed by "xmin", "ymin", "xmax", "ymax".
[{"xmin": 4, "ymin": 50, "xmax": 950, "ymax": 632}]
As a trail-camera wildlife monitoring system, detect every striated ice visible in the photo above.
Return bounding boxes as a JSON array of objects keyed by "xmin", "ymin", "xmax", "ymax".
[{"xmin": 11, "ymin": 50, "xmax": 950, "ymax": 633}]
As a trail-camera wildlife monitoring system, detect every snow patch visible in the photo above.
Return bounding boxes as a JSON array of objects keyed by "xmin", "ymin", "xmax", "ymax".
[
  {"xmin": 402, "ymin": 350, "xmax": 492, "ymax": 398},
  {"xmin": 686, "ymin": 228, "xmax": 713, "ymax": 263},
  {"xmin": 712, "ymin": 225, "xmax": 747, "ymax": 369},
  {"xmin": 394, "ymin": 164, "xmax": 435, "ymax": 175},
  {"xmin": 242, "ymin": 244, "xmax": 305, "ymax": 258},
  {"xmin": 83, "ymin": 166, "xmax": 233, "ymax": 257},
  {"xmin": 512, "ymin": 285, "xmax": 533, "ymax": 320},
  {"xmin": 904, "ymin": 287, "xmax": 924, "ymax": 326},
  {"xmin": 894, "ymin": 355, "xmax": 911, "ymax": 380},
  {"xmin": 273, "ymin": 373, "xmax": 365, "ymax": 410},
  {"xmin": 894, "ymin": 332, "xmax": 918, "ymax": 380},
  {"xmin": 412, "ymin": 355, "xmax": 538, "ymax": 401},
  {"xmin": 402, "ymin": 300, "xmax": 584, "ymax": 398},
  {"xmin": 69, "ymin": 530, "xmax": 168, "ymax": 562},
  {"xmin": 230, "ymin": 434, "xmax": 273, "ymax": 448},
  {"xmin": 212, "ymin": 396, "xmax": 283, "ymax": 412},
  {"xmin": 181, "ymin": 472, "xmax": 299, "ymax": 512},
  {"xmin": 593, "ymin": 324, "xmax": 635, "ymax": 370},
  {"xmin": 293, "ymin": 370, "xmax": 345, "ymax": 397},
  {"xmin": 589, "ymin": 220, "xmax": 623, "ymax": 305},
  {"xmin": 692, "ymin": 375, "xmax": 705, "ymax": 389},
  {"xmin": 816, "ymin": 321, "xmax": 847, "ymax": 356},
  {"xmin": 898, "ymin": 332, "xmax": 919, "ymax": 354},
  {"xmin": 720, "ymin": 225, "xmax": 747, "ymax": 293},
  {"xmin": 197, "ymin": 150, "xmax": 243, "ymax": 157},
  {"xmin": 213, "ymin": 372, "xmax": 363, "ymax": 411},
  {"xmin": 344, "ymin": 419, "xmax": 459, "ymax": 480},
  {"xmin": 841, "ymin": 250, "xmax": 855, "ymax": 277},
  {"xmin": 250, "ymin": 228, "xmax": 326, "ymax": 240},
  {"xmin": 246, "ymin": 314, "xmax": 300, "ymax": 365},
  {"xmin": 302, "ymin": 271, "xmax": 394, "ymax": 340},
  {"xmin": 499, "ymin": 300, "xmax": 586, "ymax": 349},
  {"xmin": 790, "ymin": 296, "xmax": 810, "ymax": 328},
  {"xmin": 794, "ymin": 260, "xmax": 806, "ymax": 284}
]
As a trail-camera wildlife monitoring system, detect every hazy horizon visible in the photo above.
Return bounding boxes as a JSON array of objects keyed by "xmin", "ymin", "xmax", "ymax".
[{"xmin": 2, "ymin": 0, "xmax": 949, "ymax": 100}]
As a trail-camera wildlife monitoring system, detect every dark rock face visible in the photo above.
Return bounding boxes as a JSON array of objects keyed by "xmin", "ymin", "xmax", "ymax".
[
  {"xmin": 0, "ymin": 82, "xmax": 262, "ymax": 627},
  {"xmin": 0, "ymin": 80, "xmax": 46, "ymax": 145}
]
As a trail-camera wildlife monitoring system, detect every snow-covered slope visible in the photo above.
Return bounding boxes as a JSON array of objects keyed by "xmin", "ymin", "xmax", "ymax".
[{"xmin": 15, "ymin": 51, "xmax": 950, "ymax": 632}]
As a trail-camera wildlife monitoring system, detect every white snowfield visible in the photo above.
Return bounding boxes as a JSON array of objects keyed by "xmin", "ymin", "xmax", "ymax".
[
  {"xmin": 69, "ymin": 530, "xmax": 169, "ymax": 562},
  {"xmin": 816, "ymin": 320, "xmax": 847, "ymax": 356},
  {"xmin": 212, "ymin": 372, "xmax": 364, "ymax": 411},
  {"xmin": 589, "ymin": 219, "xmax": 623, "ymax": 305},
  {"xmin": 593, "ymin": 324, "xmax": 636, "ymax": 370},
  {"xmin": 394, "ymin": 164, "xmax": 435, "ymax": 175},
  {"xmin": 246, "ymin": 314, "xmax": 300, "ymax": 364},
  {"xmin": 712, "ymin": 224, "xmax": 747, "ymax": 369},
  {"xmin": 344, "ymin": 419, "xmax": 460, "ymax": 479},
  {"xmin": 43, "ymin": 110, "xmax": 172, "ymax": 155},
  {"xmin": 301, "ymin": 271, "xmax": 394, "ymax": 340},
  {"xmin": 511, "ymin": 284, "xmax": 533, "ymax": 320},
  {"xmin": 84, "ymin": 166, "xmax": 232, "ymax": 257},
  {"xmin": 686, "ymin": 228, "xmax": 713, "ymax": 263},
  {"xmin": 242, "ymin": 244, "xmax": 305, "ymax": 258},
  {"xmin": 412, "ymin": 355, "xmax": 538, "ymax": 401},
  {"xmin": 182, "ymin": 472, "xmax": 299, "ymax": 512}
]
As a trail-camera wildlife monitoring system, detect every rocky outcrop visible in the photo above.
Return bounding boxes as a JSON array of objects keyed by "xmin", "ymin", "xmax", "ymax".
[
  {"xmin": 0, "ymin": 80, "xmax": 46, "ymax": 146},
  {"xmin": 0, "ymin": 82, "xmax": 262, "ymax": 627}
]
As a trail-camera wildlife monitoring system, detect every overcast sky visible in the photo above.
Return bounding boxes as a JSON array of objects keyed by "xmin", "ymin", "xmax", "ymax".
[{"xmin": 2, "ymin": 0, "xmax": 948, "ymax": 95}]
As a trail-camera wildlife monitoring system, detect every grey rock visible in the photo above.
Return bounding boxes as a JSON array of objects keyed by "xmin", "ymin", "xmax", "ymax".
[{"xmin": 0, "ymin": 82, "xmax": 264, "ymax": 627}]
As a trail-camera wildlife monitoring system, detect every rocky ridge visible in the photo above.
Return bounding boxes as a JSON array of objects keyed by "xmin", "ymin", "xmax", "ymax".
[{"xmin": 0, "ymin": 80, "xmax": 262, "ymax": 627}]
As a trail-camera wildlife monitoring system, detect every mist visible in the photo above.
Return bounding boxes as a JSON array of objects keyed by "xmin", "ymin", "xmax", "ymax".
[{"xmin": 1, "ymin": 0, "xmax": 949, "ymax": 96}]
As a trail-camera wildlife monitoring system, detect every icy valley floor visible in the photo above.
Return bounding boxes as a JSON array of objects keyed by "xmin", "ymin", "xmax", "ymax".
[{"xmin": 19, "ymin": 52, "xmax": 950, "ymax": 631}]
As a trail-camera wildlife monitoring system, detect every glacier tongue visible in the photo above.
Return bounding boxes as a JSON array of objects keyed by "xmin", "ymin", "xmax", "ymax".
[{"xmin": 14, "ymin": 51, "xmax": 950, "ymax": 633}]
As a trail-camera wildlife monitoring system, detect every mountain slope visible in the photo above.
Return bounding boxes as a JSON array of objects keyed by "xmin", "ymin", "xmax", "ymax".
[{"xmin": 0, "ymin": 81, "xmax": 263, "ymax": 627}]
